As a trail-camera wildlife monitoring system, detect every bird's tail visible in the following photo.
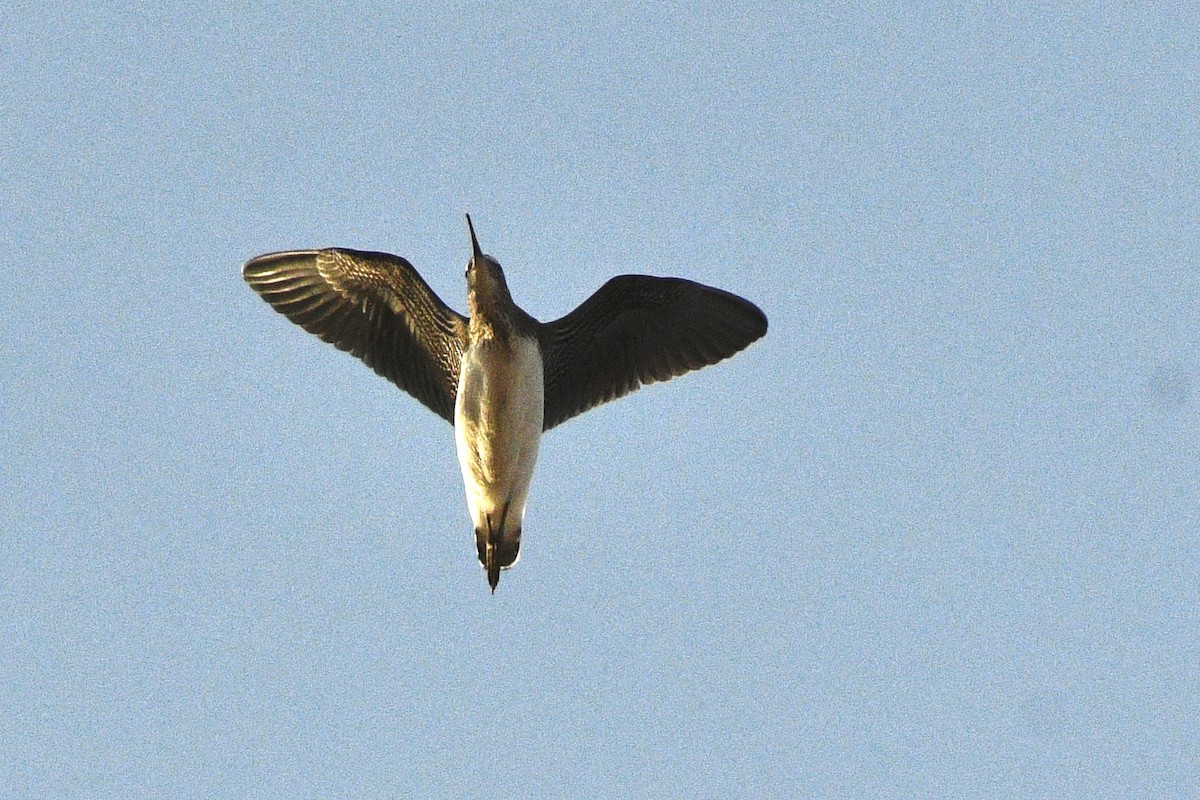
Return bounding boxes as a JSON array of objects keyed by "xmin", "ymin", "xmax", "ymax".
[{"xmin": 476, "ymin": 501, "xmax": 520, "ymax": 593}]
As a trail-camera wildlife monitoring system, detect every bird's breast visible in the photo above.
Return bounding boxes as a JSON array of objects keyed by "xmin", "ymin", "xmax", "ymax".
[{"xmin": 453, "ymin": 335, "xmax": 545, "ymax": 519}]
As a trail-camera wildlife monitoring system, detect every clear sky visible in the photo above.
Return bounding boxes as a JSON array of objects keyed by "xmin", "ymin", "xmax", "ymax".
[{"xmin": 3, "ymin": 3, "xmax": 1198, "ymax": 797}]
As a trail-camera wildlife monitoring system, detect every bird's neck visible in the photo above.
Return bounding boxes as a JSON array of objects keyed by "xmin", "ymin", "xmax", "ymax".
[
  {"xmin": 468, "ymin": 289, "xmax": 519, "ymax": 343},
  {"xmin": 469, "ymin": 314, "xmax": 515, "ymax": 344}
]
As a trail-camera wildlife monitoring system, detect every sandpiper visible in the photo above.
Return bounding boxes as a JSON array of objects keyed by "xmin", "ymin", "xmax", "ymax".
[{"xmin": 243, "ymin": 216, "xmax": 767, "ymax": 591}]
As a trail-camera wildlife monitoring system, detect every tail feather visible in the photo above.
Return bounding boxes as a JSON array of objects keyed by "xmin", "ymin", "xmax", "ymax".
[{"xmin": 476, "ymin": 501, "xmax": 520, "ymax": 593}]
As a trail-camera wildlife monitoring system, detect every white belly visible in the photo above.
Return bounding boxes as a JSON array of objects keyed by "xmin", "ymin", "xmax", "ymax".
[{"xmin": 454, "ymin": 336, "xmax": 544, "ymax": 533}]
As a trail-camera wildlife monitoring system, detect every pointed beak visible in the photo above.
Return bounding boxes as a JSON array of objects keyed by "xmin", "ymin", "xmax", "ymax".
[{"xmin": 466, "ymin": 213, "xmax": 483, "ymax": 263}]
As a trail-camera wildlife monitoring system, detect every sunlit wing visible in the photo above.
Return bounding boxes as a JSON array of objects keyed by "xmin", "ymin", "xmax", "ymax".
[{"xmin": 243, "ymin": 248, "xmax": 468, "ymax": 422}]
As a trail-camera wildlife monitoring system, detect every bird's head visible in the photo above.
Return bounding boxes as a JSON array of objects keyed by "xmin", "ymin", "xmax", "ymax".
[{"xmin": 464, "ymin": 214, "xmax": 515, "ymax": 325}]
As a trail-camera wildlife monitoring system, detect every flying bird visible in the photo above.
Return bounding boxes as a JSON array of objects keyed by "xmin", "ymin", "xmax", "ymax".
[{"xmin": 243, "ymin": 216, "xmax": 767, "ymax": 591}]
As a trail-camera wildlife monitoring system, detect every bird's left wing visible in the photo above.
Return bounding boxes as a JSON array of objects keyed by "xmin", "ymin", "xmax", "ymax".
[
  {"xmin": 539, "ymin": 275, "xmax": 767, "ymax": 431},
  {"xmin": 243, "ymin": 248, "xmax": 468, "ymax": 423}
]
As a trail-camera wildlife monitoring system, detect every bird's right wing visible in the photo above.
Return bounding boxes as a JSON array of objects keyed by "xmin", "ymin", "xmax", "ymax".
[
  {"xmin": 243, "ymin": 248, "xmax": 468, "ymax": 423},
  {"xmin": 539, "ymin": 275, "xmax": 767, "ymax": 431}
]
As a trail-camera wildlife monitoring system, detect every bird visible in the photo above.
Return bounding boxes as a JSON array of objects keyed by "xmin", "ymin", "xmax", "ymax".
[{"xmin": 243, "ymin": 216, "xmax": 767, "ymax": 591}]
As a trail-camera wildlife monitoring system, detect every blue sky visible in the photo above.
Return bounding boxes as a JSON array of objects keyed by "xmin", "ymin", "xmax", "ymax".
[{"xmin": 3, "ymin": 3, "xmax": 1198, "ymax": 797}]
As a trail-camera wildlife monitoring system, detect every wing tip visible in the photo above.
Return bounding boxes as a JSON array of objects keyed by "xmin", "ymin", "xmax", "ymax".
[{"xmin": 242, "ymin": 249, "xmax": 323, "ymax": 280}]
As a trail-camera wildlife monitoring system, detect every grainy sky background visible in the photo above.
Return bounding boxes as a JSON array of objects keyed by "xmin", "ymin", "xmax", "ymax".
[{"xmin": 3, "ymin": 3, "xmax": 1198, "ymax": 797}]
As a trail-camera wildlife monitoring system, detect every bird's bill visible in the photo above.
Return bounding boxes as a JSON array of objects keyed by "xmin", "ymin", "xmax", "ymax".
[{"xmin": 466, "ymin": 213, "xmax": 483, "ymax": 262}]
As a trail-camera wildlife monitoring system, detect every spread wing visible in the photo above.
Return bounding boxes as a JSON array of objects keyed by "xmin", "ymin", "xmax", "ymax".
[
  {"xmin": 243, "ymin": 248, "xmax": 468, "ymax": 423},
  {"xmin": 539, "ymin": 275, "xmax": 767, "ymax": 431}
]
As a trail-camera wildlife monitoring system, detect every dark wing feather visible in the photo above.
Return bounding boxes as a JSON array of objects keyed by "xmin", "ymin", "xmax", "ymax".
[
  {"xmin": 539, "ymin": 275, "xmax": 767, "ymax": 431},
  {"xmin": 243, "ymin": 248, "xmax": 468, "ymax": 423}
]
